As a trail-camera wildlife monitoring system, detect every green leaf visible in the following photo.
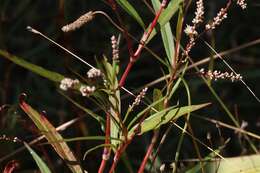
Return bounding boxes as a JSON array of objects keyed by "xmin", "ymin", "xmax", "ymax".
[
  {"xmin": 128, "ymin": 103, "xmax": 210, "ymax": 136},
  {"xmin": 158, "ymin": 0, "xmax": 183, "ymax": 25},
  {"xmin": 152, "ymin": 0, "xmax": 175, "ymax": 66},
  {"xmin": 116, "ymin": 0, "xmax": 145, "ymax": 29},
  {"xmin": 147, "ymin": 0, "xmax": 183, "ymax": 43},
  {"xmin": 151, "ymin": 88, "xmax": 164, "ymax": 115},
  {"xmin": 24, "ymin": 142, "xmax": 52, "ymax": 173},
  {"xmin": 0, "ymin": 50, "xmax": 64, "ymax": 82},
  {"xmin": 19, "ymin": 98, "xmax": 83, "ymax": 173},
  {"xmin": 186, "ymin": 154, "xmax": 260, "ymax": 173}
]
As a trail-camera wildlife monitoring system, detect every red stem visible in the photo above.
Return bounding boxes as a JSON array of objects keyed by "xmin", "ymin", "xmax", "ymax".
[
  {"xmin": 108, "ymin": 111, "xmax": 150, "ymax": 173},
  {"xmin": 98, "ymin": 111, "xmax": 111, "ymax": 173},
  {"xmin": 119, "ymin": 61, "xmax": 133, "ymax": 87},
  {"xmin": 137, "ymin": 131, "xmax": 159, "ymax": 173},
  {"xmin": 119, "ymin": 0, "xmax": 168, "ymax": 87},
  {"xmin": 108, "ymin": 140, "xmax": 131, "ymax": 173}
]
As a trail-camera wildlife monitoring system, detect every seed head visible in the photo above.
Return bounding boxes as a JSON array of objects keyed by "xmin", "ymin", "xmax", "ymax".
[{"xmin": 62, "ymin": 11, "xmax": 94, "ymax": 32}]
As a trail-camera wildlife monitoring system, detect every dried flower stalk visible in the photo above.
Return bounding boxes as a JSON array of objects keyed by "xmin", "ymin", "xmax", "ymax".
[{"xmin": 62, "ymin": 11, "xmax": 94, "ymax": 32}]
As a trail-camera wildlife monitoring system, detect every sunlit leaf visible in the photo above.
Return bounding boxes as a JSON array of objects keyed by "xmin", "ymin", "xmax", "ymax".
[
  {"xmin": 152, "ymin": 0, "xmax": 175, "ymax": 66},
  {"xmin": 151, "ymin": 88, "xmax": 164, "ymax": 115},
  {"xmin": 128, "ymin": 103, "xmax": 210, "ymax": 136},
  {"xmin": 19, "ymin": 96, "xmax": 83, "ymax": 173},
  {"xmin": 186, "ymin": 154, "xmax": 260, "ymax": 173}
]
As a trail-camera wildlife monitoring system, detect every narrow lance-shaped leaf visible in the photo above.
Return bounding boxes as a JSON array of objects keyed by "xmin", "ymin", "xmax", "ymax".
[
  {"xmin": 116, "ymin": 0, "xmax": 145, "ymax": 29},
  {"xmin": 24, "ymin": 142, "xmax": 52, "ymax": 173},
  {"xmin": 19, "ymin": 94, "xmax": 83, "ymax": 173},
  {"xmin": 186, "ymin": 154, "xmax": 260, "ymax": 173},
  {"xmin": 128, "ymin": 103, "xmax": 210, "ymax": 137},
  {"xmin": 152, "ymin": 0, "xmax": 175, "ymax": 66},
  {"xmin": 147, "ymin": 0, "xmax": 183, "ymax": 43},
  {"xmin": 0, "ymin": 50, "xmax": 64, "ymax": 82}
]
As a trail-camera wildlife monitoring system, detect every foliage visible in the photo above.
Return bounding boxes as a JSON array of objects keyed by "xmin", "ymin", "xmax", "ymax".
[{"xmin": 0, "ymin": 0, "xmax": 260, "ymax": 173}]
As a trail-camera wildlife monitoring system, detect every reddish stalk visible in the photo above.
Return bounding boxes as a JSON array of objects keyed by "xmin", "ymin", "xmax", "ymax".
[
  {"xmin": 98, "ymin": 111, "xmax": 111, "ymax": 173},
  {"xmin": 108, "ymin": 111, "xmax": 150, "ymax": 173},
  {"xmin": 119, "ymin": 0, "xmax": 168, "ymax": 87},
  {"xmin": 137, "ymin": 130, "xmax": 159, "ymax": 173},
  {"xmin": 108, "ymin": 138, "xmax": 132, "ymax": 173},
  {"xmin": 107, "ymin": 0, "xmax": 117, "ymax": 10}
]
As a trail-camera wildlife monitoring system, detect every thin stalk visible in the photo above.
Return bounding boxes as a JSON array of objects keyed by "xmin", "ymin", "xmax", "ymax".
[
  {"xmin": 137, "ymin": 130, "xmax": 159, "ymax": 173},
  {"xmin": 106, "ymin": 0, "xmax": 134, "ymax": 57},
  {"xmin": 119, "ymin": 0, "xmax": 168, "ymax": 87},
  {"xmin": 108, "ymin": 111, "xmax": 150, "ymax": 173},
  {"xmin": 98, "ymin": 111, "xmax": 111, "ymax": 173}
]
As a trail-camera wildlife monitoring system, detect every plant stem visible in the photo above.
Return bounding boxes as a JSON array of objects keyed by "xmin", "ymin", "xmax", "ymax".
[
  {"xmin": 98, "ymin": 111, "xmax": 111, "ymax": 173},
  {"xmin": 106, "ymin": 0, "xmax": 134, "ymax": 58},
  {"xmin": 119, "ymin": 0, "xmax": 168, "ymax": 87},
  {"xmin": 137, "ymin": 130, "xmax": 159, "ymax": 173}
]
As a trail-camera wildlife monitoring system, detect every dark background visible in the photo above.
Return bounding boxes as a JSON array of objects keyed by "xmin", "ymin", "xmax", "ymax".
[{"xmin": 0, "ymin": 0, "xmax": 260, "ymax": 172}]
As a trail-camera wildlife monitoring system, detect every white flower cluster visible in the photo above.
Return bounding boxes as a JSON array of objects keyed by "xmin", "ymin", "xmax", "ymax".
[
  {"xmin": 237, "ymin": 0, "xmax": 247, "ymax": 10},
  {"xmin": 205, "ymin": 8, "xmax": 227, "ymax": 30},
  {"xmin": 184, "ymin": 25, "xmax": 198, "ymax": 37},
  {"xmin": 129, "ymin": 87, "xmax": 148, "ymax": 109},
  {"xmin": 80, "ymin": 85, "xmax": 96, "ymax": 97},
  {"xmin": 200, "ymin": 68, "xmax": 242, "ymax": 82},
  {"xmin": 62, "ymin": 11, "xmax": 94, "ymax": 32},
  {"xmin": 184, "ymin": 0, "xmax": 204, "ymax": 56},
  {"xmin": 111, "ymin": 35, "xmax": 119, "ymax": 60},
  {"xmin": 87, "ymin": 68, "xmax": 102, "ymax": 79},
  {"xmin": 192, "ymin": 0, "xmax": 204, "ymax": 25},
  {"xmin": 60, "ymin": 78, "xmax": 79, "ymax": 91}
]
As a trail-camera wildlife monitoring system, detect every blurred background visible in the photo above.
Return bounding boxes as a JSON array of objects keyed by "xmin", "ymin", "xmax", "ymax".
[{"xmin": 0, "ymin": 0, "xmax": 260, "ymax": 172}]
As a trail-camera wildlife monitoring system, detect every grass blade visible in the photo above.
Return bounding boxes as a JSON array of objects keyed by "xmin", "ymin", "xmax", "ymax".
[
  {"xmin": 151, "ymin": 0, "xmax": 175, "ymax": 66},
  {"xmin": 24, "ymin": 142, "xmax": 52, "ymax": 173},
  {"xmin": 116, "ymin": 0, "xmax": 145, "ymax": 29},
  {"xmin": 19, "ymin": 95, "xmax": 83, "ymax": 173},
  {"xmin": 0, "ymin": 50, "xmax": 64, "ymax": 82}
]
